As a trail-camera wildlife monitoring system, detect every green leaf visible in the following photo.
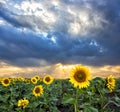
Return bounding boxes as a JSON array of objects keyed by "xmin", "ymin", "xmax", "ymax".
[
  {"xmin": 84, "ymin": 106, "xmax": 98, "ymax": 112},
  {"xmin": 0, "ymin": 94, "xmax": 10, "ymax": 102},
  {"xmin": 109, "ymin": 101, "xmax": 120, "ymax": 107},
  {"xmin": 62, "ymin": 93, "xmax": 75, "ymax": 104},
  {"xmin": 62, "ymin": 97, "xmax": 75, "ymax": 104},
  {"xmin": 30, "ymin": 102, "xmax": 40, "ymax": 108},
  {"xmin": 49, "ymin": 106, "xmax": 60, "ymax": 112},
  {"xmin": 115, "ymin": 95, "xmax": 120, "ymax": 102}
]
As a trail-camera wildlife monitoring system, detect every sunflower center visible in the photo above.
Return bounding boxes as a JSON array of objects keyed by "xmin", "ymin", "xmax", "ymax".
[
  {"xmin": 45, "ymin": 77, "xmax": 50, "ymax": 82},
  {"xmin": 4, "ymin": 79, "xmax": 9, "ymax": 84},
  {"xmin": 33, "ymin": 79, "xmax": 36, "ymax": 82},
  {"xmin": 74, "ymin": 71, "xmax": 86, "ymax": 82},
  {"xmin": 108, "ymin": 78, "xmax": 112, "ymax": 83},
  {"xmin": 35, "ymin": 76, "xmax": 39, "ymax": 80},
  {"xmin": 35, "ymin": 87, "xmax": 40, "ymax": 94},
  {"xmin": 21, "ymin": 101, "xmax": 25, "ymax": 105}
]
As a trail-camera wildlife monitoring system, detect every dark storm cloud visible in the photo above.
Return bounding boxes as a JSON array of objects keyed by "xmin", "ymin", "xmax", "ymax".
[
  {"xmin": 0, "ymin": 25, "xmax": 61, "ymax": 66},
  {"xmin": 0, "ymin": 0, "xmax": 120, "ymax": 67},
  {"xmin": 0, "ymin": 24, "xmax": 102, "ymax": 66},
  {"xmin": 91, "ymin": 0, "xmax": 120, "ymax": 65}
]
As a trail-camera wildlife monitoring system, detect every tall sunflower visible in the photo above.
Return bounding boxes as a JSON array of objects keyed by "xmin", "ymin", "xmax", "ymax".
[
  {"xmin": 33, "ymin": 85, "xmax": 43, "ymax": 97},
  {"xmin": 43, "ymin": 75, "xmax": 54, "ymax": 85},
  {"xmin": 69, "ymin": 65, "xmax": 91, "ymax": 89},
  {"xmin": 1, "ymin": 78, "xmax": 11, "ymax": 87},
  {"xmin": 18, "ymin": 98, "xmax": 29, "ymax": 108},
  {"xmin": 107, "ymin": 75, "xmax": 115, "ymax": 92}
]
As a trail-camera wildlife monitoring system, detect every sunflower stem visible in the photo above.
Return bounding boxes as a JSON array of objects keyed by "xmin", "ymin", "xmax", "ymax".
[
  {"xmin": 99, "ymin": 91, "xmax": 104, "ymax": 112},
  {"xmin": 74, "ymin": 87, "xmax": 79, "ymax": 112}
]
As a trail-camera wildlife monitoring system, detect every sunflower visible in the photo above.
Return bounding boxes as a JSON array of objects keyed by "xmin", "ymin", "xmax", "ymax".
[
  {"xmin": 17, "ymin": 77, "xmax": 25, "ymax": 82},
  {"xmin": 10, "ymin": 78, "xmax": 17, "ymax": 84},
  {"xmin": 31, "ymin": 77, "xmax": 38, "ymax": 84},
  {"xmin": 11, "ymin": 78, "xmax": 17, "ymax": 82},
  {"xmin": 43, "ymin": 75, "xmax": 54, "ymax": 85},
  {"xmin": 25, "ymin": 79, "xmax": 31, "ymax": 84},
  {"xmin": 1, "ymin": 78, "xmax": 11, "ymax": 87},
  {"xmin": 107, "ymin": 75, "xmax": 115, "ymax": 92},
  {"xmin": 18, "ymin": 98, "xmax": 29, "ymax": 108},
  {"xmin": 69, "ymin": 65, "xmax": 91, "ymax": 89},
  {"xmin": 33, "ymin": 85, "xmax": 43, "ymax": 97},
  {"xmin": 0, "ymin": 78, "xmax": 3, "ymax": 81},
  {"xmin": 34, "ymin": 75, "xmax": 41, "ymax": 81}
]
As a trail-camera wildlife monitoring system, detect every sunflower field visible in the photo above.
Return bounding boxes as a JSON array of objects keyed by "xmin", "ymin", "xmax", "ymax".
[{"xmin": 0, "ymin": 65, "xmax": 120, "ymax": 112}]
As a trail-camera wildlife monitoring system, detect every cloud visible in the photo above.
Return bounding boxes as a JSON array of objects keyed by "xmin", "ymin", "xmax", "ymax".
[
  {"xmin": 0, "ymin": 25, "xmax": 62, "ymax": 66},
  {"xmin": 0, "ymin": 0, "xmax": 120, "ymax": 68},
  {"xmin": 0, "ymin": 62, "xmax": 119, "ymax": 78},
  {"xmin": 0, "ymin": 0, "xmax": 105, "ymax": 35}
]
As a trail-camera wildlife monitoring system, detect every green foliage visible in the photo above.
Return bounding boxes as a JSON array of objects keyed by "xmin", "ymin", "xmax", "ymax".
[{"xmin": 0, "ymin": 77, "xmax": 120, "ymax": 112}]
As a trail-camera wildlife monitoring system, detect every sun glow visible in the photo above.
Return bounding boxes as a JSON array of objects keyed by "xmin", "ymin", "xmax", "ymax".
[
  {"xmin": 0, "ymin": 62, "xmax": 120, "ymax": 78},
  {"xmin": 56, "ymin": 63, "xmax": 74, "ymax": 70}
]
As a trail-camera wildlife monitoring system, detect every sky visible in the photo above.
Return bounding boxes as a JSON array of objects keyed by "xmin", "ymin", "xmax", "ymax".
[{"xmin": 0, "ymin": 0, "xmax": 120, "ymax": 78}]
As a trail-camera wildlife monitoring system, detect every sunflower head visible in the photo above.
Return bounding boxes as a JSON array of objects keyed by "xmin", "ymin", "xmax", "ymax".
[
  {"xmin": 69, "ymin": 65, "xmax": 91, "ymax": 89},
  {"xmin": 1, "ymin": 78, "xmax": 11, "ymax": 87},
  {"xmin": 18, "ymin": 98, "xmax": 29, "ymax": 108},
  {"xmin": 43, "ymin": 75, "xmax": 54, "ymax": 85},
  {"xmin": 107, "ymin": 75, "xmax": 115, "ymax": 92},
  {"xmin": 17, "ymin": 77, "xmax": 25, "ymax": 82},
  {"xmin": 0, "ymin": 78, "xmax": 3, "ymax": 81},
  {"xmin": 10, "ymin": 78, "xmax": 17, "ymax": 84},
  {"xmin": 25, "ymin": 79, "xmax": 31, "ymax": 84},
  {"xmin": 31, "ymin": 77, "xmax": 38, "ymax": 84},
  {"xmin": 11, "ymin": 78, "xmax": 17, "ymax": 82},
  {"xmin": 33, "ymin": 85, "xmax": 43, "ymax": 97},
  {"xmin": 34, "ymin": 75, "xmax": 41, "ymax": 81}
]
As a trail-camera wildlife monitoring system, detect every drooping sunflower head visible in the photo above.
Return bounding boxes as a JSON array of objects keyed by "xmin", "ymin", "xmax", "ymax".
[
  {"xmin": 69, "ymin": 65, "xmax": 91, "ymax": 89},
  {"xmin": 18, "ymin": 98, "xmax": 29, "ymax": 108},
  {"xmin": 1, "ymin": 78, "xmax": 11, "ymax": 87},
  {"xmin": 33, "ymin": 85, "xmax": 43, "ymax": 97},
  {"xmin": 43, "ymin": 75, "xmax": 54, "ymax": 85},
  {"xmin": 31, "ymin": 77, "xmax": 38, "ymax": 84},
  {"xmin": 107, "ymin": 75, "xmax": 115, "ymax": 92}
]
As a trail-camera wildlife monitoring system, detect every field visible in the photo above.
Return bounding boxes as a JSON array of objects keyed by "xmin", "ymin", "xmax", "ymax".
[{"xmin": 0, "ymin": 76, "xmax": 120, "ymax": 112}]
